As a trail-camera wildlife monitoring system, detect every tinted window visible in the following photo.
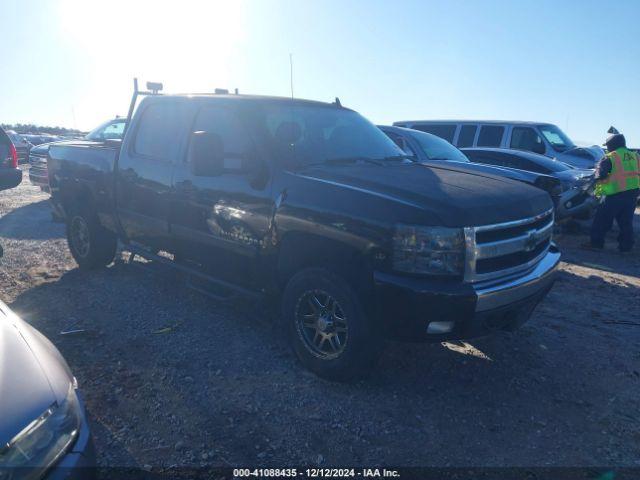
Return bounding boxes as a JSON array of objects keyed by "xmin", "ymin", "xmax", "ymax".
[
  {"xmin": 190, "ymin": 106, "xmax": 254, "ymax": 171},
  {"xmin": 516, "ymin": 158, "xmax": 547, "ymax": 174},
  {"xmin": 510, "ymin": 127, "xmax": 545, "ymax": 154},
  {"xmin": 412, "ymin": 124, "xmax": 457, "ymax": 143},
  {"xmin": 134, "ymin": 102, "xmax": 183, "ymax": 161},
  {"xmin": 477, "ymin": 125, "xmax": 505, "ymax": 147},
  {"xmin": 498, "ymin": 155, "xmax": 532, "ymax": 171},
  {"xmin": 457, "ymin": 125, "xmax": 477, "ymax": 148},
  {"xmin": 467, "ymin": 153, "xmax": 505, "ymax": 167}
]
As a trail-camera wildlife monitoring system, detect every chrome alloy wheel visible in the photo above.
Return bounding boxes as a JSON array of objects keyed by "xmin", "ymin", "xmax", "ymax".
[{"xmin": 295, "ymin": 289, "xmax": 348, "ymax": 359}]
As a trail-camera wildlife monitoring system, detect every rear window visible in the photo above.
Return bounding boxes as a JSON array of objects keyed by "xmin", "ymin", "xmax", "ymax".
[
  {"xmin": 457, "ymin": 125, "xmax": 477, "ymax": 147},
  {"xmin": 134, "ymin": 102, "xmax": 183, "ymax": 161},
  {"xmin": 477, "ymin": 125, "xmax": 504, "ymax": 147},
  {"xmin": 411, "ymin": 124, "xmax": 457, "ymax": 143}
]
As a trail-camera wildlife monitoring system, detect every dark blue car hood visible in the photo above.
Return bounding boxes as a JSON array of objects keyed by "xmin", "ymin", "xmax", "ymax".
[{"xmin": 299, "ymin": 162, "xmax": 552, "ymax": 226}]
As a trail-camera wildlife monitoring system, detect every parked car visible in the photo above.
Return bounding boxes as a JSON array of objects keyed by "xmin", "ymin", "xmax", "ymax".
[
  {"xmin": 379, "ymin": 125, "xmax": 563, "ymax": 214},
  {"xmin": 23, "ymin": 134, "xmax": 60, "ymax": 146},
  {"xmin": 28, "ymin": 142, "xmax": 52, "ymax": 191},
  {"xmin": 392, "ymin": 120, "xmax": 603, "ymax": 169},
  {"xmin": 5, "ymin": 130, "xmax": 32, "ymax": 163},
  {"xmin": 28, "ymin": 118, "xmax": 124, "ymax": 192},
  {"xmin": 84, "ymin": 117, "xmax": 126, "ymax": 141},
  {"xmin": 462, "ymin": 148, "xmax": 599, "ymax": 220},
  {"xmin": 0, "ymin": 301, "xmax": 95, "ymax": 477},
  {"xmin": 48, "ymin": 88, "xmax": 560, "ymax": 381},
  {"xmin": 0, "ymin": 127, "xmax": 23, "ymax": 190}
]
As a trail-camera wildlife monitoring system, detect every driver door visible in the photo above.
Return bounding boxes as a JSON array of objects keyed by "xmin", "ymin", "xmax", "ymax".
[{"xmin": 170, "ymin": 102, "xmax": 274, "ymax": 288}]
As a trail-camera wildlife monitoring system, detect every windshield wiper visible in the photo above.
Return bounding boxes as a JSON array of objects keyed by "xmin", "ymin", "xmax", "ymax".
[
  {"xmin": 381, "ymin": 154, "xmax": 416, "ymax": 162},
  {"xmin": 298, "ymin": 155, "xmax": 410, "ymax": 169},
  {"xmin": 324, "ymin": 156, "xmax": 385, "ymax": 166}
]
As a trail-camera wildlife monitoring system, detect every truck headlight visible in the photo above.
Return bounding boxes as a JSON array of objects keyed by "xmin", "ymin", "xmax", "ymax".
[
  {"xmin": 0, "ymin": 383, "xmax": 81, "ymax": 479},
  {"xmin": 392, "ymin": 225, "xmax": 465, "ymax": 275}
]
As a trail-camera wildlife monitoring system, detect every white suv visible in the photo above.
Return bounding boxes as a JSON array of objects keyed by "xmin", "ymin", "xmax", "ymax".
[{"xmin": 392, "ymin": 120, "xmax": 602, "ymax": 169}]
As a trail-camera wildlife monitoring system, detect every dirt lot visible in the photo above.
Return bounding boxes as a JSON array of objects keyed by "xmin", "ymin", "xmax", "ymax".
[{"xmin": 1, "ymin": 168, "xmax": 639, "ymax": 470}]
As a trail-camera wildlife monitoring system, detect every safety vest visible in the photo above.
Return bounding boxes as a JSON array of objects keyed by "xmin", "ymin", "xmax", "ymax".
[{"xmin": 597, "ymin": 147, "xmax": 640, "ymax": 196}]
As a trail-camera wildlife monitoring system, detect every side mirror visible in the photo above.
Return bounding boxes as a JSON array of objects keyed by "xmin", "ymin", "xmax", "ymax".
[{"xmin": 189, "ymin": 131, "xmax": 224, "ymax": 177}]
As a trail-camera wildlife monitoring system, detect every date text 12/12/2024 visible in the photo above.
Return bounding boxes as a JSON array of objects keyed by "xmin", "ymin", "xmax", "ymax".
[{"xmin": 233, "ymin": 469, "xmax": 401, "ymax": 478}]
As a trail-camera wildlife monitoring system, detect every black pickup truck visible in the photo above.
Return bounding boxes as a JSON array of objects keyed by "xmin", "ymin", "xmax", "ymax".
[{"xmin": 48, "ymin": 85, "xmax": 560, "ymax": 381}]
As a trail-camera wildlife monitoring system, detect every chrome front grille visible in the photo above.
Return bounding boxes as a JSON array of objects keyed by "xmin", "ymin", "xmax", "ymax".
[
  {"xmin": 464, "ymin": 209, "xmax": 554, "ymax": 283},
  {"xmin": 29, "ymin": 154, "xmax": 47, "ymax": 166}
]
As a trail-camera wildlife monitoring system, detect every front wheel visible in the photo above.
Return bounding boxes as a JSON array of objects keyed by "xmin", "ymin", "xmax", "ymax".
[
  {"xmin": 282, "ymin": 268, "xmax": 381, "ymax": 382},
  {"xmin": 66, "ymin": 206, "xmax": 117, "ymax": 270}
]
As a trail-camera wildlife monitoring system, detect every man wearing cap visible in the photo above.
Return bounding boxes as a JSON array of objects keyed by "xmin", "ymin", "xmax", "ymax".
[{"xmin": 585, "ymin": 132, "xmax": 639, "ymax": 252}]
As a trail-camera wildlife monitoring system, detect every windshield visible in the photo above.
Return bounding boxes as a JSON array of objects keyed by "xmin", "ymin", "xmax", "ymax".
[
  {"xmin": 407, "ymin": 129, "xmax": 470, "ymax": 162},
  {"xmin": 86, "ymin": 119, "xmax": 126, "ymax": 141},
  {"xmin": 538, "ymin": 124, "xmax": 576, "ymax": 152},
  {"xmin": 254, "ymin": 104, "xmax": 405, "ymax": 167}
]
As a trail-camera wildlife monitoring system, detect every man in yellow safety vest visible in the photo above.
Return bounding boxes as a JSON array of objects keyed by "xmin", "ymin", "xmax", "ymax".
[{"xmin": 586, "ymin": 133, "xmax": 639, "ymax": 252}]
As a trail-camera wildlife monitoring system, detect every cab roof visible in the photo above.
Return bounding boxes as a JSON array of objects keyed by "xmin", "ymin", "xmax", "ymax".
[{"xmin": 154, "ymin": 93, "xmax": 350, "ymax": 110}]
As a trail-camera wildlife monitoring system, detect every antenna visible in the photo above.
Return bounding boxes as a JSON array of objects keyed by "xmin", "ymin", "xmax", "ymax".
[{"xmin": 289, "ymin": 53, "xmax": 294, "ymax": 99}]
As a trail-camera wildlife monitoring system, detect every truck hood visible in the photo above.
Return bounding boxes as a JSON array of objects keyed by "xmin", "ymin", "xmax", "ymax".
[
  {"xmin": 300, "ymin": 162, "xmax": 552, "ymax": 226},
  {"xmin": 428, "ymin": 160, "xmax": 542, "ymax": 184},
  {"xmin": 0, "ymin": 304, "xmax": 73, "ymax": 446},
  {"xmin": 557, "ymin": 145, "xmax": 604, "ymax": 168}
]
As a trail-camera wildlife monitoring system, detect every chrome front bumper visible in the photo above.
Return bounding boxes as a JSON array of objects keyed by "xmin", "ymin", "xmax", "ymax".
[{"xmin": 475, "ymin": 248, "xmax": 561, "ymax": 312}]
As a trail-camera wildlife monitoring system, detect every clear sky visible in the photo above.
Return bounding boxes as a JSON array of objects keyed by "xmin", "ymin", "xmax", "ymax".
[{"xmin": 2, "ymin": 0, "xmax": 639, "ymax": 145}]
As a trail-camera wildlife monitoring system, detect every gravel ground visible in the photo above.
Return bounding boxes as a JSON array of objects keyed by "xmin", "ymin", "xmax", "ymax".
[{"xmin": 1, "ymin": 167, "xmax": 639, "ymax": 471}]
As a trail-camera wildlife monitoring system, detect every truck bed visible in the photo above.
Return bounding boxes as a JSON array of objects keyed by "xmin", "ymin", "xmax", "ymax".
[{"xmin": 48, "ymin": 140, "xmax": 120, "ymax": 231}]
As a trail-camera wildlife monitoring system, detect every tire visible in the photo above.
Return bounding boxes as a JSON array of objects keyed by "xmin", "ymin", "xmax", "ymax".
[
  {"xmin": 282, "ymin": 267, "xmax": 381, "ymax": 382},
  {"xmin": 66, "ymin": 205, "xmax": 117, "ymax": 270}
]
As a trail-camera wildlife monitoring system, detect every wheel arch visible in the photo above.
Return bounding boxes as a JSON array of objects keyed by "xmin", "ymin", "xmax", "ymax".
[
  {"xmin": 58, "ymin": 181, "xmax": 96, "ymax": 218},
  {"xmin": 276, "ymin": 231, "xmax": 374, "ymax": 297}
]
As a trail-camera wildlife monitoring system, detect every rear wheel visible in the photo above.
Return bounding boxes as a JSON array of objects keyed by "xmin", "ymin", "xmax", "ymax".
[
  {"xmin": 282, "ymin": 268, "xmax": 381, "ymax": 382},
  {"xmin": 66, "ymin": 206, "xmax": 117, "ymax": 270}
]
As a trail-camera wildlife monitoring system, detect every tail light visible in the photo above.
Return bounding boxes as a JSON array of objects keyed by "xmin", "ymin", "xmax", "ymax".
[{"xmin": 6, "ymin": 144, "xmax": 18, "ymax": 168}]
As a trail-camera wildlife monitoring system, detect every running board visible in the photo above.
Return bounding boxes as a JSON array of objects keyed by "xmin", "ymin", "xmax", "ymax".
[{"xmin": 121, "ymin": 243, "xmax": 262, "ymax": 301}]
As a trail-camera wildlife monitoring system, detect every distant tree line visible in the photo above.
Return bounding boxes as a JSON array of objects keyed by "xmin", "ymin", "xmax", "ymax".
[{"xmin": 1, "ymin": 123, "xmax": 86, "ymax": 135}]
